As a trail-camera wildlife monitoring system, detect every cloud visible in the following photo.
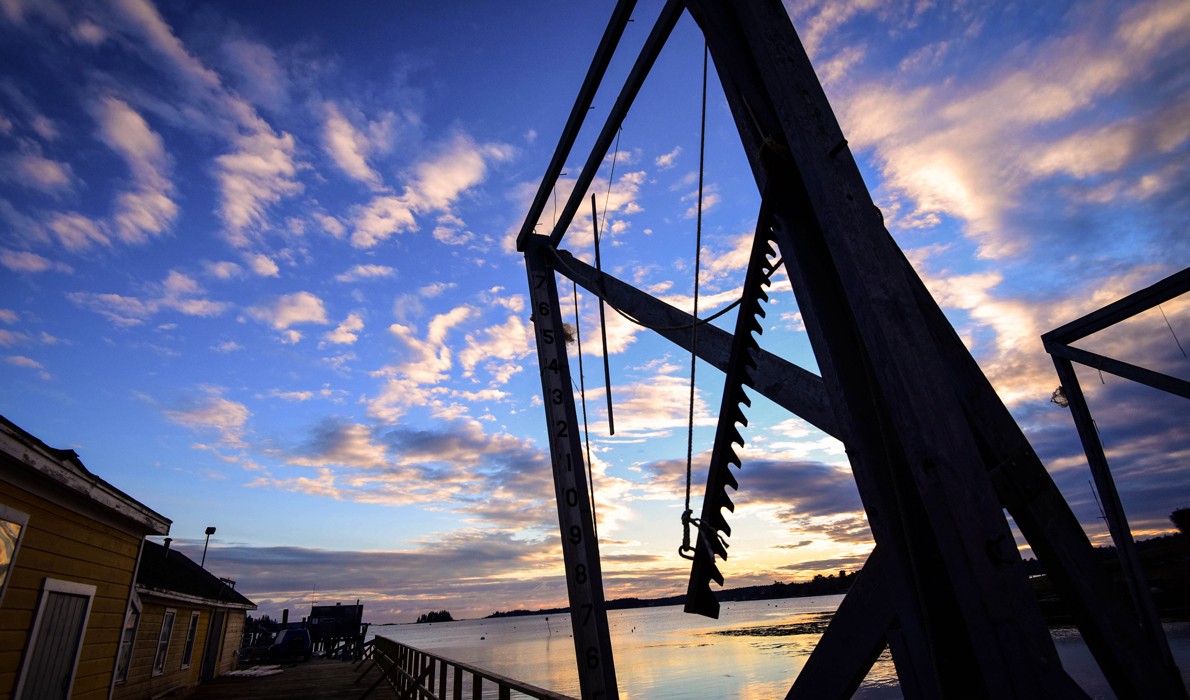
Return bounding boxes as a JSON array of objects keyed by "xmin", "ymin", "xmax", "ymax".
[
  {"xmin": 322, "ymin": 101, "xmax": 393, "ymax": 189},
  {"xmin": 323, "ymin": 312, "xmax": 364, "ymax": 346},
  {"xmin": 92, "ymin": 96, "xmax": 177, "ymax": 244},
  {"xmin": 655, "ymin": 146, "xmax": 681, "ymax": 170},
  {"xmin": 836, "ymin": 0, "xmax": 1190, "ymax": 260},
  {"xmin": 97, "ymin": 0, "xmax": 302, "ymax": 246},
  {"xmin": 7, "ymin": 153, "xmax": 73, "ymax": 191},
  {"xmin": 0, "ymin": 249, "xmax": 72, "ymax": 273},
  {"xmin": 46, "ymin": 212, "xmax": 110, "ymax": 251},
  {"xmin": 457, "ymin": 315, "xmax": 531, "ymax": 382},
  {"xmin": 349, "ymin": 133, "xmax": 511, "ymax": 248},
  {"xmin": 204, "ymin": 260, "xmax": 243, "ymax": 279},
  {"xmin": 214, "ymin": 127, "xmax": 301, "ymax": 245},
  {"xmin": 4, "ymin": 353, "xmax": 52, "ymax": 380},
  {"xmin": 334, "ymin": 264, "xmax": 395, "ymax": 283},
  {"xmin": 247, "ymin": 291, "xmax": 330, "ymax": 332},
  {"xmin": 170, "ymin": 532, "xmax": 562, "ymax": 621},
  {"xmin": 163, "ymin": 391, "xmax": 250, "ymax": 447},
  {"xmin": 5, "ymin": 354, "xmax": 43, "ymax": 369},
  {"xmin": 248, "ymin": 253, "xmax": 280, "ymax": 277},
  {"xmin": 68, "ymin": 270, "xmax": 230, "ymax": 326}
]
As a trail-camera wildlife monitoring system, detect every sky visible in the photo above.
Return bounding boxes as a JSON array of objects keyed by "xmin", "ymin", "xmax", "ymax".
[{"xmin": 0, "ymin": 0, "xmax": 1187, "ymax": 624}]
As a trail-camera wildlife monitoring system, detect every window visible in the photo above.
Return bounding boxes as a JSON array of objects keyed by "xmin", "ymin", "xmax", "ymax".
[
  {"xmin": 181, "ymin": 611, "xmax": 200, "ymax": 668},
  {"xmin": 115, "ymin": 592, "xmax": 141, "ymax": 683},
  {"xmin": 0, "ymin": 504, "xmax": 29, "ymax": 607},
  {"xmin": 152, "ymin": 609, "xmax": 176, "ymax": 676}
]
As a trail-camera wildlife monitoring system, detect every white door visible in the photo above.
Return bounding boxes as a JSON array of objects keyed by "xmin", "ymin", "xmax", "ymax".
[{"xmin": 14, "ymin": 578, "xmax": 96, "ymax": 700}]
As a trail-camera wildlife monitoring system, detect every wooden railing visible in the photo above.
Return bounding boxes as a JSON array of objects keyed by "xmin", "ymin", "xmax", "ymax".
[{"xmin": 355, "ymin": 636, "xmax": 577, "ymax": 700}]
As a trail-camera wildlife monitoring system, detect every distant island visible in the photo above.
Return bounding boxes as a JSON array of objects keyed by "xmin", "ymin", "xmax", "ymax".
[
  {"xmin": 487, "ymin": 569, "xmax": 857, "ymax": 619},
  {"xmin": 416, "ymin": 610, "xmax": 455, "ymax": 623}
]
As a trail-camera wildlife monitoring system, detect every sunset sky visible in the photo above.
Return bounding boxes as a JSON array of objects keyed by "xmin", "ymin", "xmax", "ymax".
[{"xmin": 1, "ymin": 0, "xmax": 1188, "ymax": 623}]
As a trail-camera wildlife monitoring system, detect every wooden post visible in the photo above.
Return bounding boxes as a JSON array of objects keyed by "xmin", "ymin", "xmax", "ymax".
[{"xmin": 524, "ymin": 235, "xmax": 619, "ymax": 699}]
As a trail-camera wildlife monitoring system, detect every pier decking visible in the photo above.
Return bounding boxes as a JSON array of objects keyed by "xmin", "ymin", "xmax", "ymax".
[{"xmin": 190, "ymin": 660, "xmax": 382, "ymax": 699}]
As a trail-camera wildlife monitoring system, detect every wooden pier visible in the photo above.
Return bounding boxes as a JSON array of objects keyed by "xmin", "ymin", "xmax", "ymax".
[
  {"xmin": 191, "ymin": 638, "xmax": 576, "ymax": 700},
  {"xmin": 190, "ymin": 659, "xmax": 382, "ymax": 699}
]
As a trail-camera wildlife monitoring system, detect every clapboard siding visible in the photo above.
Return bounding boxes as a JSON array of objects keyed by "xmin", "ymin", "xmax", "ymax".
[{"xmin": 0, "ymin": 477, "xmax": 144, "ymax": 699}]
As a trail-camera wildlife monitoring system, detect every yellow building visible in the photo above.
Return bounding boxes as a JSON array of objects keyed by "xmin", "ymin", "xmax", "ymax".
[
  {"xmin": 0, "ymin": 415, "xmax": 171, "ymax": 699},
  {"xmin": 113, "ymin": 539, "xmax": 255, "ymax": 698}
]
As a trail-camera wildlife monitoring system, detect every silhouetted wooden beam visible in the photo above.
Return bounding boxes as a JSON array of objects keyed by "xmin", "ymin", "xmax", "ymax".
[
  {"xmin": 1047, "ymin": 343, "xmax": 1190, "ymax": 399},
  {"xmin": 784, "ymin": 546, "xmax": 898, "ymax": 699},
  {"xmin": 545, "ymin": 0, "xmax": 684, "ymax": 249},
  {"xmin": 1051, "ymin": 356, "xmax": 1175, "ymax": 670},
  {"xmin": 1043, "ymin": 266, "xmax": 1190, "ymax": 345},
  {"xmin": 551, "ymin": 248, "xmax": 838, "ymax": 438},
  {"xmin": 515, "ymin": 0, "xmax": 637, "ymax": 253}
]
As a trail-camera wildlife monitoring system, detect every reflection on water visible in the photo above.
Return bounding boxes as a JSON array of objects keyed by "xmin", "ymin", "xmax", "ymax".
[{"xmin": 377, "ymin": 595, "xmax": 1190, "ymax": 699}]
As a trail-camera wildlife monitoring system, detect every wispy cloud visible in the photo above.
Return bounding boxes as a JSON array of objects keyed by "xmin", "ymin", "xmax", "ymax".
[
  {"xmin": 68, "ymin": 270, "xmax": 230, "ymax": 326},
  {"xmin": 0, "ymin": 249, "xmax": 72, "ymax": 273},
  {"xmin": 163, "ymin": 389, "xmax": 251, "ymax": 448},
  {"xmin": 350, "ymin": 133, "xmax": 512, "ymax": 248},
  {"xmin": 334, "ymin": 264, "xmax": 395, "ymax": 283},
  {"xmin": 322, "ymin": 101, "xmax": 394, "ymax": 189}
]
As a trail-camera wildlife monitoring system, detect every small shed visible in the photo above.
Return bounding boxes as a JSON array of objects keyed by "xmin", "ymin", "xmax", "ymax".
[
  {"xmin": 113, "ymin": 539, "xmax": 256, "ymax": 698},
  {"xmin": 0, "ymin": 415, "xmax": 171, "ymax": 699}
]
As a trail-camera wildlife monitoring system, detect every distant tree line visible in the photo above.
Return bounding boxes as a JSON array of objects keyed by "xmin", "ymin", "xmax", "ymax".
[
  {"xmin": 416, "ymin": 610, "xmax": 455, "ymax": 624},
  {"xmin": 488, "ymin": 570, "xmax": 859, "ymax": 618}
]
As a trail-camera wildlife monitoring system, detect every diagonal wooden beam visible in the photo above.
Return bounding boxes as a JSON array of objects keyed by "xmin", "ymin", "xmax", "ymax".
[
  {"xmin": 1046, "ymin": 343, "xmax": 1190, "ymax": 398},
  {"xmin": 545, "ymin": 0, "xmax": 684, "ymax": 249},
  {"xmin": 1043, "ymin": 266, "xmax": 1190, "ymax": 345},
  {"xmin": 515, "ymin": 0, "xmax": 638, "ymax": 252},
  {"xmin": 551, "ymin": 248, "xmax": 838, "ymax": 438}
]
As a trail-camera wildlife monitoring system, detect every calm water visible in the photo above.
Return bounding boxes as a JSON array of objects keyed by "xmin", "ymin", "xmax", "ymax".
[{"xmin": 376, "ymin": 595, "xmax": 1190, "ymax": 699}]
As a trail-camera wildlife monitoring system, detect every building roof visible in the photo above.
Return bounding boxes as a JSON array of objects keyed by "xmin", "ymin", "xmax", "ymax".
[
  {"xmin": 0, "ymin": 414, "xmax": 170, "ymax": 535},
  {"xmin": 138, "ymin": 539, "xmax": 256, "ymax": 610}
]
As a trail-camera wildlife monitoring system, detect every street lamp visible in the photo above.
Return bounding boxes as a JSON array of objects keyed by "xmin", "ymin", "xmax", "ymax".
[{"xmin": 201, "ymin": 526, "xmax": 216, "ymax": 568}]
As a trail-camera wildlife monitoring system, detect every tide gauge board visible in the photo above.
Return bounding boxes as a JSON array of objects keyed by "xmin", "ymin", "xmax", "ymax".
[{"xmin": 524, "ymin": 236, "xmax": 619, "ymax": 700}]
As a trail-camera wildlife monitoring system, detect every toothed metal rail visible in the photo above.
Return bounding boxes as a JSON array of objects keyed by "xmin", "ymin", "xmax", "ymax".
[{"xmin": 683, "ymin": 202, "xmax": 779, "ymax": 619}]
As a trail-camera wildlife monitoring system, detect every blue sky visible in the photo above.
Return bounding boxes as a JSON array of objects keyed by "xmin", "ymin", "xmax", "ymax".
[{"xmin": 1, "ymin": 0, "xmax": 1187, "ymax": 623}]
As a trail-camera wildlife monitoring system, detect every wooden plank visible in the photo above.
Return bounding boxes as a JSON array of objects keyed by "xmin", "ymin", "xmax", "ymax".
[{"xmin": 515, "ymin": 0, "xmax": 638, "ymax": 251}]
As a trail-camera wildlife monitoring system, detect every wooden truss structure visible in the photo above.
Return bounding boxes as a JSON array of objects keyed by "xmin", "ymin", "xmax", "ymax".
[{"xmin": 516, "ymin": 1, "xmax": 1188, "ymax": 698}]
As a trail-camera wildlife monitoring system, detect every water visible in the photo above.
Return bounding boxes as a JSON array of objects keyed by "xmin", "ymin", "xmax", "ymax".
[{"xmin": 375, "ymin": 596, "xmax": 1190, "ymax": 699}]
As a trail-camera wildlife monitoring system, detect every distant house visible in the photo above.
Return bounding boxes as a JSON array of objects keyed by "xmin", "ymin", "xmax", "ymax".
[
  {"xmin": 113, "ymin": 539, "xmax": 256, "ymax": 698},
  {"xmin": 0, "ymin": 415, "xmax": 171, "ymax": 699}
]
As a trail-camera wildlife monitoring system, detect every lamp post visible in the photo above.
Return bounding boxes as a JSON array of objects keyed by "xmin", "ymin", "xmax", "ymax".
[{"xmin": 201, "ymin": 526, "xmax": 216, "ymax": 568}]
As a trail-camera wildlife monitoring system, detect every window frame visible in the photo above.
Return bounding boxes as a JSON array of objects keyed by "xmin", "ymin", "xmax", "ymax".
[
  {"xmin": 152, "ymin": 608, "xmax": 176, "ymax": 677},
  {"xmin": 114, "ymin": 591, "xmax": 142, "ymax": 683},
  {"xmin": 0, "ymin": 503, "xmax": 29, "ymax": 608},
  {"xmin": 181, "ymin": 610, "xmax": 200, "ymax": 669}
]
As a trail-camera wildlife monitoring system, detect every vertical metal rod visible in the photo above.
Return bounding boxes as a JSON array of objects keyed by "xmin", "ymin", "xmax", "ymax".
[
  {"xmin": 592, "ymin": 193, "xmax": 616, "ymax": 436},
  {"xmin": 1052, "ymin": 357, "xmax": 1177, "ymax": 670},
  {"xmin": 525, "ymin": 235, "xmax": 619, "ymax": 699}
]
